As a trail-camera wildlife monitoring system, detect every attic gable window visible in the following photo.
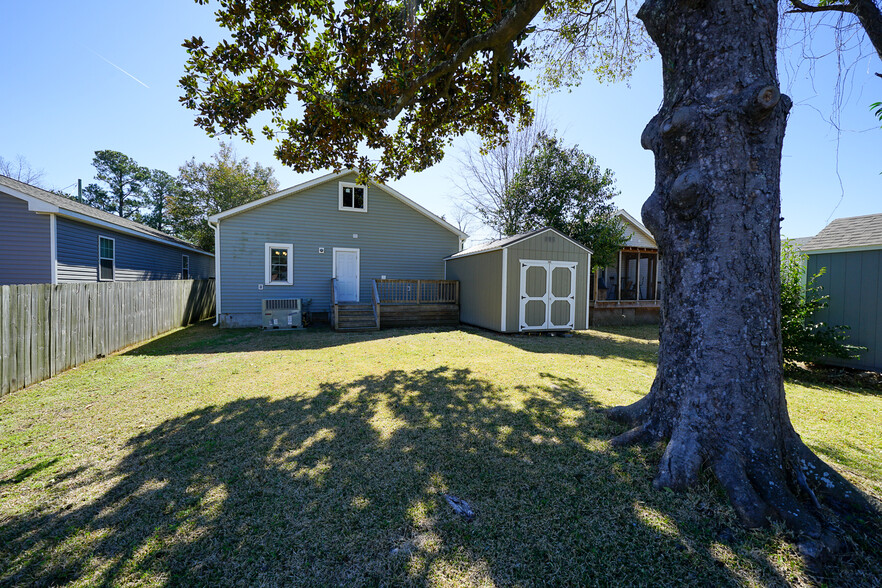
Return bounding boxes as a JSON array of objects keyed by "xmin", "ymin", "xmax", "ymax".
[{"xmin": 339, "ymin": 182, "xmax": 367, "ymax": 212}]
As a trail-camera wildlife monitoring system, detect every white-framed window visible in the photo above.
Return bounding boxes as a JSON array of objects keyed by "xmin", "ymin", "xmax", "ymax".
[
  {"xmin": 338, "ymin": 182, "xmax": 367, "ymax": 212},
  {"xmin": 182, "ymin": 255, "xmax": 190, "ymax": 280},
  {"xmin": 98, "ymin": 236, "xmax": 115, "ymax": 281},
  {"xmin": 265, "ymin": 243, "xmax": 293, "ymax": 285}
]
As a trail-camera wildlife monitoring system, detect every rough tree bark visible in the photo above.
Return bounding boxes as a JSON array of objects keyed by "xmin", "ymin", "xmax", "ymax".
[{"xmin": 607, "ymin": 0, "xmax": 875, "ymax": 547}]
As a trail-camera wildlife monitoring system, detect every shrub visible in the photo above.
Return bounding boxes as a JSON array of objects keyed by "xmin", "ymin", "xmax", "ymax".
[{"xmin": 780, "ymin": 240, "xmax": 863, "ymax": 365}]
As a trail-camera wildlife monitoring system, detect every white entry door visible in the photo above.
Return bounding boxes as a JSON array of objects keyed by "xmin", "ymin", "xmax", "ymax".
[
  {"xmin": 519, "ymin": 260, "xmax": 577, "ymax": 331},
  {"xmin": 333, "ymin": 248, "xmax": 360, "ymax": 302}
]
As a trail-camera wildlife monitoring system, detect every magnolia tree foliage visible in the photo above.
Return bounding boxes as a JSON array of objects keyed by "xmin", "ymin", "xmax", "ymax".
[
  {"xmin": 503, "ymin": 133, "xmax": 627, "ymax": 269},
  {"xmin": 780, "ymin": 240, "xmax": 863, "ymax": 364},
  {"xmin": 180, "ymin": 0, "xmax": 656, "ymax": 180}
]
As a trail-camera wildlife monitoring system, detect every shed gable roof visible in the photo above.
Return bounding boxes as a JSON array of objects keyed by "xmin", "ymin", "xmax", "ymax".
[
  {"xmin": 0, "ymin": 174, "xmax": 212, "ymax": 255},
  {"xmin": 445, "ymin": 227, "xmax": 592, "ymax": 260},
  {"xmin": 803, "ymin": 213, "xmax": 882, "ymax": 252},
  {"xmin": 208, "ymin": 170, "xmax": 468, "ymax": 239}
]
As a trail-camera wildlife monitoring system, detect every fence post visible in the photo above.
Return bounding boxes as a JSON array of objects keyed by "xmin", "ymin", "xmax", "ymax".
[{"xmin": 1, "ymin": 286, "xmax": 9, "ymax": 396}]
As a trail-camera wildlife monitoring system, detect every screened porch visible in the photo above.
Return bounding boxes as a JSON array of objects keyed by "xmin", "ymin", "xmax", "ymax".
[{"xmin": 589, "ymin": 247, "xmax": 661, "ymax": 325}]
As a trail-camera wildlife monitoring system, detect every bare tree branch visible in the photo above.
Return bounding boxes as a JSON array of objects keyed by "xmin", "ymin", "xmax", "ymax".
[
  {"xmin": 452, "ymin": 105, "xmax": 551, "ymax": 238},
  {"xmin": 787, "ymin": 0, "xmax": 853, "ymax": 14},
  {"xmin": 787, "ymin": 0, "xmax": 882, "ymax": 61},
  {"xmin": 0, "ymin": 154, "xmax": 46, "ymax": 187}
]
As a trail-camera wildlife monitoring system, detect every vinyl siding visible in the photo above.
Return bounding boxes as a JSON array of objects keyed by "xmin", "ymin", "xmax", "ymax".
[
  {"xmin": 623, "ymin": 222, "xmax": 656, "ymax": 249},
  {"xmin": 445, "ymin": 250, "xmax": 503, "ymax": 331},
  {"xmin": 505, "ymin": 233, "xmax": 590, "ymax": 332},
  {"xmin": 217, "ymin": 173, "xmax": 461, "ymax": 326},
  {"xmin": 808, "ymin": 250, "xmax": 882, "ymax": 371},
  {"xmin": 0, "ymin": 192, "xmax": 51, "ymax": 285},
  {"xmin": 56, "ymin": 217, "xmax": 214, "ymax": 283},
  {"xmin": 445, "ymin": 230, "xmax": 591, "ymax": 333}
]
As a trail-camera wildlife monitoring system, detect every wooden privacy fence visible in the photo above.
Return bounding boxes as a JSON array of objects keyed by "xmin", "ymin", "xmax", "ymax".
[{"xmin": 0, "ymin": 279, "xmax": 215, "ymax": 396}]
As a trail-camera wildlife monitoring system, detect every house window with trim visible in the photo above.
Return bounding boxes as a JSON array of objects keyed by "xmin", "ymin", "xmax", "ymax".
[
  {"xmin": 265, "ymin": 243, "xmax": 293, "ymax": 285},
  {"xmin": 182, "ymin": 255, "xmax": 190, "ymax": 280},
  {"xmin": 98, "ymin": 236, "xmax": 114, "ymax": 281},
  {"xmin": 338, "ymin": 182, "xmax": 367, "ymax": 212}
]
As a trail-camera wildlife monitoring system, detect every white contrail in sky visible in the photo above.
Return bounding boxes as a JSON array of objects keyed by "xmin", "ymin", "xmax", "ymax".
[{"xmin": 88, "ymin": 48, "xmax": 150, "ymax": 89}]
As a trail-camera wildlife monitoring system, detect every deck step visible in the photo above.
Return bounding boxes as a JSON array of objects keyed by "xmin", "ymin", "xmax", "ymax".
[{"xmin": 335, "ymin": 303, "xmax": 379, "ymax": 331}]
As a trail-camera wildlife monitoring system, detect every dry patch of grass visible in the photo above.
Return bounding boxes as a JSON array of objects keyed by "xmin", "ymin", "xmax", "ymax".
[{"xmin": 1, "ymin": 323, "xmax": 880, "ymax": 587}]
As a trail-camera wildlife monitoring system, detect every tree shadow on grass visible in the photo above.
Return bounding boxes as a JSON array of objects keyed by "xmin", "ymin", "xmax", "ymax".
[
  {"xmin": 784, "ymin": 364, "xmax": 882, "ymax": 398},
  {"xmin": 464, "ymin": 326, "xmax": 660, "ymax": 365},
  {"xmin": 125, "ymin": 322, "xmax": 659, "ymax": 369},
  {"xmin": 0, "ymin": 458, "xmax": 60, "ymax": 486},
  {"xmin": 4, "ymin": 367, "xmax": 865, "ymax": 587},
  {"xmin": 125, "ymin": 322, "xmax": 460, "ymax": 357}
]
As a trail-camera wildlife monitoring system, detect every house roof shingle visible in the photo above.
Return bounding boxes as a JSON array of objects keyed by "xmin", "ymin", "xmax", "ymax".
[
  {"xmin": 0, "ymin": 174, "xmax": 211, "ymax": 254},
  {"xmin": 804, "ymin": 213, "xmax": 882, "ymax": 251}
]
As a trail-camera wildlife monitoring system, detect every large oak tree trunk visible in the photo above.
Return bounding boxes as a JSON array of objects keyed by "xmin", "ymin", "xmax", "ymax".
[{"xmin": 608, "ymin": 0, "xmax": 874, "ymax": 545}]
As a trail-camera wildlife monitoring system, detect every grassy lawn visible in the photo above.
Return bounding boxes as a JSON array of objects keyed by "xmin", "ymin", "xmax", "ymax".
[{"xmin": 1, "ymin": 323, "xmax": 880, "ymax": 587}]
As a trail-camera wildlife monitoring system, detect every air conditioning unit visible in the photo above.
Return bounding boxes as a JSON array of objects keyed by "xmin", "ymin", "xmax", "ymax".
[{"xmin": 262, "ymin": 298, "xmax": 302, "ymax": 329}]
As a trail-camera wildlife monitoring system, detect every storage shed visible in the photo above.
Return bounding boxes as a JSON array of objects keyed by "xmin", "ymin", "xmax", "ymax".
[
  {"xmin": 800, "ymin": 212, "xmax": 882, "ymax": 372},
  {"xmin": 445, "ymin": 227, "xmax": 592, "ymax": 333}
]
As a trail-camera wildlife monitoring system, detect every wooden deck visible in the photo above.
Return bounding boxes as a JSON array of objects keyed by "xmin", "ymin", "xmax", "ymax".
[
  {"xmin": 331, "ymin": 279, "xmax": 460, "ymax": 331},
  {"xmin": 590, "ymin": 300, "xmax": 660, "ymax": 326},
  {"xmin": 379, "ymin": 303, "xmax": 460, "ymax": 327}
]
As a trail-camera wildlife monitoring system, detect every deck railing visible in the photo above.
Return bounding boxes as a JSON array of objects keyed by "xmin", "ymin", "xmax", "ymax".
[
  {"xmin": 330, "ymin": 278, "xmax": 338, "ymax": 329},
  {"xmin": 371, "ymin": 280, "xmax": 380, "ymax": 324},
  {"xmin": 374, "ymin": 279, "xmax": 459, "ymax": 305}
]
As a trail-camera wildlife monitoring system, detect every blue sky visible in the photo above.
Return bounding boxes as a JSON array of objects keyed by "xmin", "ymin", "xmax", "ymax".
[{"xmin": 1, "ymin": 0, "xmax": 879, "ymax": 244}]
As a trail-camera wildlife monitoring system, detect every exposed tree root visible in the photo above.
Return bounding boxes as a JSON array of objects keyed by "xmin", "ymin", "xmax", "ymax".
[
  {"xmin": 609, "ymin": 422, "xmax": 656, "ymax": 447},
  {"xmin": 653, "ymin": 427, "xmax": 702, "ymax": 491},
  {"xmin": 789, "ymin": 440, "xmax": 876, "ymax": 514},
  {"xmin": 605, "ymin": 391, "xmax": 654, "ymax": 426},
  {"xmin": 605, "ymin": 399, "xmax": 880, "ymax": 556},
  {"xmin": 712, "ymin": 450, "xmax": 770, "ymax": 528}
]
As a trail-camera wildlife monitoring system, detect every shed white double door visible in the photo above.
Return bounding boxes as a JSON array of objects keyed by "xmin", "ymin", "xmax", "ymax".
[{"xmin": 519, "ymin": 260, "xmax": 577, "ymax": 331}]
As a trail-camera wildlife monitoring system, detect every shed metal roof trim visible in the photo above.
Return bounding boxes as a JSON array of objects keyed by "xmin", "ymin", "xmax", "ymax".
[
  {"xmin": 207, "ymin": 169, "xmax": 468, "ymax": 239},
  {"xmin": 445, "ymin": 227, "xmax": 592, "ymax": 260},
  {"xmin": 802, "ymin": 212, "xmax": 882, "ymax": 253},
  {"xmin": 0, "ymin": 174, "xmax": 213, "ymax": 256}
]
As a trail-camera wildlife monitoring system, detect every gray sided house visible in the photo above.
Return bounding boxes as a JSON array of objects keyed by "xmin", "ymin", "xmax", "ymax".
[
  {"xmin": 209, "ymin": 171, "xmax": 467, "ymax": 327},
  {"xmin": 0, "ymin": 175, "xmax": 213, "ymax": 285},
  {"xmin": 590, "ymin": 210, "xmax": 661, "ymax": 326},
  {"xmin": 445, "ymin": 227, "xmax": 592, "ymax": 333},
  {"xmin": 801, "ymin": 213, "xmax": 882, "ymax": 372}
]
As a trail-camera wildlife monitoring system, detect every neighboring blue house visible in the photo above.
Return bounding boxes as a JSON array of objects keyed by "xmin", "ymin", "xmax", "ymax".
[
  {"xmin": 0, "ymin": 174, "xmax": 214, "ymax": 285},
  {"xmin": 208, "ymin": 170, "xmax": 467, "ymax": 327}
]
